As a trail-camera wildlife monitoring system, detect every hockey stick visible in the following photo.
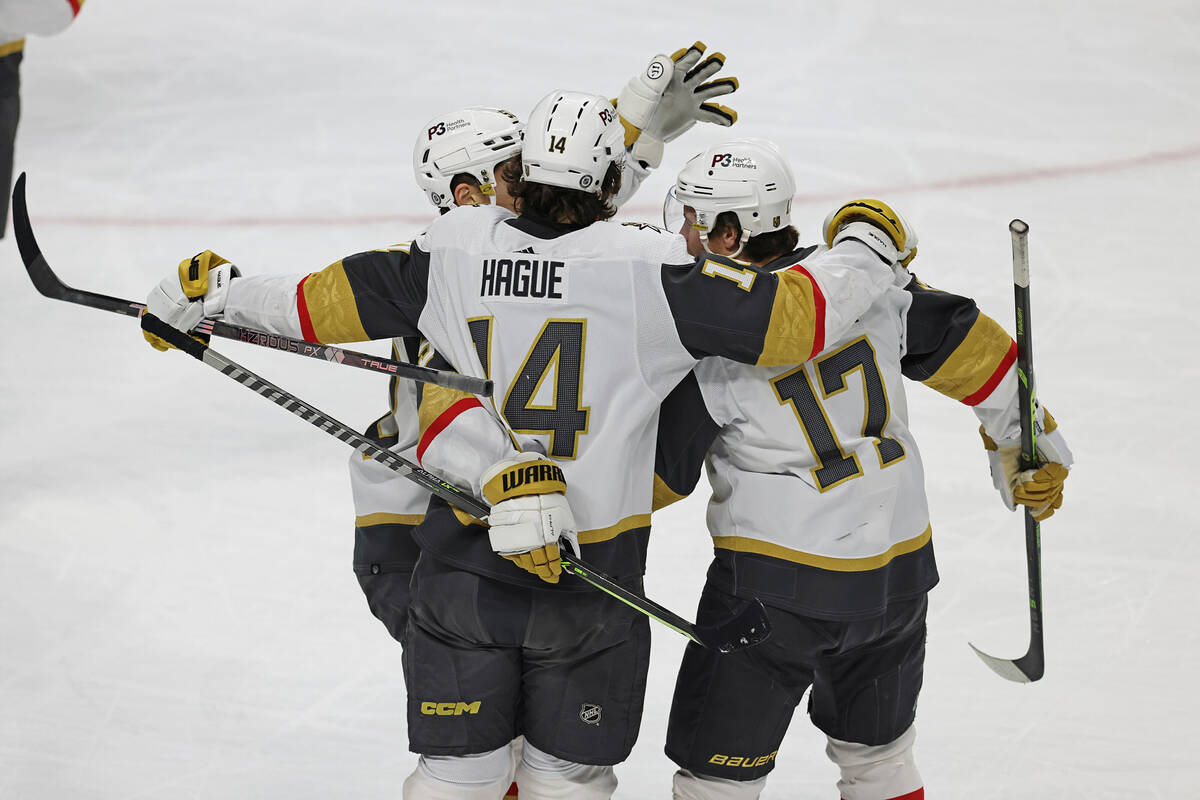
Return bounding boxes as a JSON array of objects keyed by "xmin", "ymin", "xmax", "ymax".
[
  {"xmin": 11, "ymin": 173, "xmax": 491, "ymax": 396},
  {"xmin": 968, "ymin": 219, "xmax": 1045, "ymax": 683},
  {"xmin": 139, "ymin": 311, "xmax": 492, "ymax": 516},
  {"xmin": 558, "ymin": 544, "xmax": 771, "ymax": 653},
  {"xmin": 139, "ymin": 311, "xmax": 768, "ymax": 652}
]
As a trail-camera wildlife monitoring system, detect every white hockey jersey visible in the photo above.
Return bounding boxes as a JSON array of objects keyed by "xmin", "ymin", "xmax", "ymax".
[
  {"xmin": 221, "ymin": 204, "xmax": 900, "ymax": 583},
  {"xmin": 347, "ymin": 338, "xmax": 431, "ymax": 537},
  {"xmin": 692, "ymin": 265, "xmax": 936, "ymax": 617},
  {"xmin": 652, "ymin": 252, "xmax": 1071, "ymax": 618}
]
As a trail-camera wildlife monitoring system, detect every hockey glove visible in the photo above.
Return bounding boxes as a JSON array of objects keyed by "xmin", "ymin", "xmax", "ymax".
[
  {"xmin": 143, "ymin": 250, "xmax": 239, "ymax": 351},
  {"xmin": 481, "ymin": 452, "xmax": 579, "ymax": 584},
  {"xmin": 616, "ymin": 41, "xmax": 738, "ymax": 169},
  {"xmin": 981, "ymin": 410, "xmax": 1074, "ymax": 521},
  {"xmin": 823, "ymin": 199, "xmax": 918, "ymax": 267}
]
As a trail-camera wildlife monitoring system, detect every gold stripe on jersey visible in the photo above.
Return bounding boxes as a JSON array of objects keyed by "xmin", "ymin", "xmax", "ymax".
[
  {"xmin": 0, "ymin": 40, "xmax": 26, "ymax": 57},
  {"xmin": 712, "ymin": 525, "xmax": 932, "ymax": 572},
  {"xmin": 578, "ymin": 514, "xmax": 652, "ymax": 545},
  {"xmin": 298, "ymin": 261, "xmax": 369, "ymax": 343},
  {"xmin": 652, "ymin": 474, "xmax": 687, "ymax": 511},
  {"xmin": 922, "ymin": 314, "xmax": 1013, "ymax": 401},
  {"xmin": 419, "ymin": 383, "xmax": 476, "ymax": 438},
  {"xmin": 355, "ymin": 512, "xmax": 425, "ymax": 527},
  {"xmin": 757, "ymin": 268, "xmax": 820, "ymax": 366}
]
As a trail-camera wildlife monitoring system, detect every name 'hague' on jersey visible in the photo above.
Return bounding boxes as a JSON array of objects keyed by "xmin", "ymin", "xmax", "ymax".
[
  {"xmin": 414, "ymin": 205, "xmax": 718, "ymax": 543},
  {"xmin": 220, "ymin": 203, "xmax": 900, "ymax": 577}
]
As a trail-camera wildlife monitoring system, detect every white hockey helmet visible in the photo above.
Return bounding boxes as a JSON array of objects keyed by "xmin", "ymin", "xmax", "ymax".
[
  {"xmin": 520, "ymin": 90, "xmax": 625, "ymax": 194},
  {"xmin": 412, "ymin": 106, "xmax": 524, "ymax": 210},
  {"xmin": 669, "ymin": 138, "xmax": 796, "ymax": 249}
]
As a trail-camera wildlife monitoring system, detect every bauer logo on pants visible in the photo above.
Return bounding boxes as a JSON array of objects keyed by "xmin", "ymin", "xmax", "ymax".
[{"xmin": 579, "ymin": 703, "xmax": 602, "ymax": 725}]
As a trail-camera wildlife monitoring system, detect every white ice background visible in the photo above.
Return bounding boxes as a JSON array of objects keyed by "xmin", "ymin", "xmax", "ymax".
[{"xmin": 2, "ymin": 1, "xmax": 1198, "ymax": 797}]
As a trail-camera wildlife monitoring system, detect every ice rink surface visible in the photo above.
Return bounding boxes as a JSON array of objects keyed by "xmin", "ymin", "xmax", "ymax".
[{"xmin": 2, "ymin": 1, "xmax": 1198, "ymax": 797}]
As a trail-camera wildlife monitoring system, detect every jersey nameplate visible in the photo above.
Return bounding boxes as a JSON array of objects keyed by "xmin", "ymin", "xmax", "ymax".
[{"xmin": 480, "ymin": 258, "xmax": 567, "ymax": 301}]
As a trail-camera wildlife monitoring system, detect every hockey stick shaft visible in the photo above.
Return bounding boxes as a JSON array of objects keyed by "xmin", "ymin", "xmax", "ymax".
[
  {"xmin": 1011, "ymin": 219, "xmax": 1046, "ymax": 678},
  {"xmin": 11, "ymin": 173, "xmax": 491, "ymax": 396},
  {"xmin": 558, "ymin": 550, "xmax": 704, "ymax": 644},
  {"xmin": 140, "ymin": 311, "xmax": 492, "ymax": 518},
  {"xmin": 969, "ymin": 219, "xmax": 1045, "ymax": 683},
  {"xmin": 139, "ymin": 313, "xmax": 762, "ymax": 651}
]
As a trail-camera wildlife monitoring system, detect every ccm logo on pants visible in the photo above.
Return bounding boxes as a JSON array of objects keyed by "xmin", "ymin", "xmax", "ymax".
[{"xmin": 420, "ymin": 701, "xmax": 482, "ymax": 716}]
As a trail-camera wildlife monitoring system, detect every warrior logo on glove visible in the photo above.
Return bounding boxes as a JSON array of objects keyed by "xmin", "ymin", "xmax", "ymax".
[{"xmin": 486, "ymin": 461, "xmax": 566, "ymax": 498}]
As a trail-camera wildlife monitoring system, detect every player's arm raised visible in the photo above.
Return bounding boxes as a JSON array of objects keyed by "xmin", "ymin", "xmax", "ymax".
[
  {"xmin": 616, "ymin": 41, "xmax": 739, "ymax": 170},
  {"xmin": 610, "ymin": 41, "xmax": 740, "ymax": 207}
]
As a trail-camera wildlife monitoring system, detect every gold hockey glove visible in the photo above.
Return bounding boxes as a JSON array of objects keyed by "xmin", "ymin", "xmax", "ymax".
[
  {"xmin": 823, "ymin": 199, "xmax": 918, "ymax": 266},
  {"xmin": 981, "ymin": 410, "xmax": 1073, "ymax": 521},
  {"xmin": 481, "ymin": 453, "xmax": 578, "ymax": 584},
  {"xmin": 143, "ymin": 250, "xmax": 239, "ymax": 351}
]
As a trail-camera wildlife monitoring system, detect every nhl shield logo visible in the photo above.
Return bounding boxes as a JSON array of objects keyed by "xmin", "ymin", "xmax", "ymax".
[{"xmin": 579, "ymin": 703, "xmax": 602, "ymax": 726}]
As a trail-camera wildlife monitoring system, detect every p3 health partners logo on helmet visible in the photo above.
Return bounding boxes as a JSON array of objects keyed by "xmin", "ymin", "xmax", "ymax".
[
  {"xmin": 710, "ymin": 153, "xmax": 759, "ymax": 170},
  {"xmin": 427, "ymin": 117, "xmax": 471, "ymax": 140},
  {"xmin": 579, "ymin": 175, "xmax": 593, "ymax": 189},
  {"xmin": 579, "ymin": 703, "xmax": 603, "ymax": 726}
]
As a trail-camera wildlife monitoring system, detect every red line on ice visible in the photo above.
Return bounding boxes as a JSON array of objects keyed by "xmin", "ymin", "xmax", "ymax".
[{"xmin": 33, "ymin": 143, "xmax": 1200, "ymax": 228}]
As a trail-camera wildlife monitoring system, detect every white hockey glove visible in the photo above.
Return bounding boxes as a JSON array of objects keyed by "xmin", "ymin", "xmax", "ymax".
[
  {"xmin": 823, "ymin": 199, "xmax": 918, "ymax": 267},
  {"xmin": 481, "ymin": 452, "xmax": 578, "ymax": 584},
  {"xmin": 981, "ymin": 410, "xmax": 1074, "ymax": 521},
  {"xmin": 143, "ymin": 250, "xmax": 239, "ymax": 351},
  {"xmin": 616, "ymin": 41, "xmax": 738, "ymax": 169}
]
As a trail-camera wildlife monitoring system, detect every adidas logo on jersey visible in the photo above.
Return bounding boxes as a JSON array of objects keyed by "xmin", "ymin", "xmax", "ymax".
[{"xmin": 481, "ymin": 258, "xmax": 565, "ymax": 300}]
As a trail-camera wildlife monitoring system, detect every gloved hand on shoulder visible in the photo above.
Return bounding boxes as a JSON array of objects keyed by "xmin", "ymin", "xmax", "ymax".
[{"xmin": 823, "ymin": 198, "xmax": 918, "ymax": 267}]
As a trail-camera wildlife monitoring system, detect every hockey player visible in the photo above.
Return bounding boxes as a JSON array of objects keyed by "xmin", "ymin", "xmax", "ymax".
[
  {"xmin": 385, "ymin": 103, "xmax": 913, "ymax": 799},
  {"xmin": 653, "ymin": 139, "xmax": 1074, "ymax": 800},
  {"xmin": 349, "ymin": 45, "xmax": 739, "ymax": 797},
  {"xmin": 141, "ymin": 88, "xmax": 910, "ymax": 798},
  {"xmin": 350, "ymin": 105, "xmax": 525, "ymax": 648},
  {"xmin": 352, "ymin": 41, "xmax": 740, "ymax": 649}
]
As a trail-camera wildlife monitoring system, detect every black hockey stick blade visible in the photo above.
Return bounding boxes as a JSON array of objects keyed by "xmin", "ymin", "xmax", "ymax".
[
  {"xmin": 13, "ymin": 173, "xmax": 143, "ymax": 314},
  {"xmin": 11, "ymin": 173, "xmax": 492, "ymax": 396},
  {"xmin": 559, "ymin": 541, "xmax": 771, "ymax": 653}
]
